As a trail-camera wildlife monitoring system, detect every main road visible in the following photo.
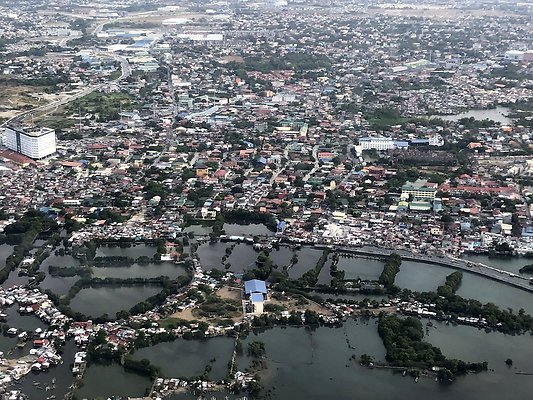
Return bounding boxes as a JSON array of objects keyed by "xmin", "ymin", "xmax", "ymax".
[
  {"xmin": 0, "ymin": 53, "xmax": 131, "ymax": 128},
  {"xmin": 313, "ymin": 244, "xmax": 533, "ymax": 293}
]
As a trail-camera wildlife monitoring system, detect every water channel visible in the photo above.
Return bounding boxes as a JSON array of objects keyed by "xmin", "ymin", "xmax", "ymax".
[{"xmin": 5, "ymin": 244, "xmax": 533, "ymax": 399}]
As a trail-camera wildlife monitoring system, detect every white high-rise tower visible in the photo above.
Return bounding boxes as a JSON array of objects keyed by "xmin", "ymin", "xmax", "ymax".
[{"xmin": 4, "ymin": 126, "xmax": 57, "ymax": 159}]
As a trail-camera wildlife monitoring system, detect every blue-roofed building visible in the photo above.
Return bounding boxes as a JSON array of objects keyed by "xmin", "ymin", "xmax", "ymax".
[
  {"xmin": 244, "ymin": 279, "xmax": 268, "ymax": 314},
  {"xmin": 393, "ymin": 141, "xmax": 409, "ymax": 149},
  {"xmin": 256, "ymin": 156, "xmax": 268, "ymax": 165},
  {"xmin": 410, "ymin": 138, "xmax": 431, "ymax": 146},
  {"xmin": 250, "ymin": 293, "xmax": 264, "ymax": 302},
  {"xmin": 250, "ymin": 293, "xmax": 265, "ymax": 314},
  {"xmin": 244, "ymin": 279, "xmax": 267, "ymax": 297}
]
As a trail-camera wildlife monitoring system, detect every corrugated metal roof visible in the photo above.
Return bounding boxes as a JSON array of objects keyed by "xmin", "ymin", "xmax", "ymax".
[{"xmin": 244, "ymin": 279, "xmax": 267, "ymax": 294}]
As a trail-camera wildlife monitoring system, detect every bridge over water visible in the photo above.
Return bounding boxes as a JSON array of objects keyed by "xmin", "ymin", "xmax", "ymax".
[{"xmin": 315, "ymin": 245, "xmax": 533, "ymax": 294}]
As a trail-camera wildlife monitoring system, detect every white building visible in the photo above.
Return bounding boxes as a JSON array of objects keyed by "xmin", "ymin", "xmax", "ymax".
[
  {"xmin": 504, "ymin": 50, "xmax": 524, "ymax": 61},
  {"xmin": 358, "ymin": 137, "xmax": 395, "ymax": 151},
  {"xmin": 4, "ymin": 126, "xmax": 56, "ymax": 159}
]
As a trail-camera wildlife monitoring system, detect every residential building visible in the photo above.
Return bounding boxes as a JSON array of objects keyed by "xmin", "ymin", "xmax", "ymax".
[{"xmin": 4, "ymin": 126, "xmax": 56, "ymax": 159}]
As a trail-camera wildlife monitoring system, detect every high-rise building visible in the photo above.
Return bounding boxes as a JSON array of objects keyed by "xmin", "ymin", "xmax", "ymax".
[{"xmin": 4, "ymin": 126, "xmax": 56, "ymax": 159}]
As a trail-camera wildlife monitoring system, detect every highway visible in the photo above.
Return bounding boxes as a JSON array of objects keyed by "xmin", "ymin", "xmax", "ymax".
[
  {"xmin": 314, "ymin": 245, "xmax": 533, "ymax": 293},
  {"xmin": 0, "ymin": 53, "xmax": 131, "ymax": 128}
]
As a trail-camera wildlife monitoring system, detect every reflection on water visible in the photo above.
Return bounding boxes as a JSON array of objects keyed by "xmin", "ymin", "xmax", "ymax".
[
  {"xmin": 132, "ymin": 337, "xmax": 235, "ymax": 381},
  {"xmin": 76, "ymin": 361, "xmax": 151, "ymax": 399},
  {"xmin": 433, "ymin": 107, "xmax": 512, "ymax": 124},
  {"xmin": 69, "ymin": 285, "xmax": 162, "ymax": 317}
]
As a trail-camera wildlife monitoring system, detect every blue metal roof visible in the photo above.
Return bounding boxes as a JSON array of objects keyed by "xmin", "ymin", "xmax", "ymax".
[
  {"xmin": 244, "ymin": 279, "xmax": 267, "ymax": 295},
  {"xmin": 250, "ymin": 293, "xmax": 264, "ymax": 302},
  {"xmin": 410, "ymin": 139, "xmax": 430, "ymax": 144}
]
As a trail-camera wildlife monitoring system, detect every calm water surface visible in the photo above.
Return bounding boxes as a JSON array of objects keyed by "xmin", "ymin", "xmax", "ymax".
[
  {"xmin": 95, "ymin": 243, "xmax": 157, "ymax": 258},
  {"xmin": 337, "ymin": 255, "xmax": 385, "ymax": 281},
  {"xmin": 92, "ymin": 261, "xmax": 187, "ymax": 279},
  {"xmin": 433, "ymin": 107, "xmax": 512, "ymax": 124},
  {"xmin": 395, "ymin": 260, "xmax": 455, "ymax": 292},
  {"xmin": 69, "ymin": 285, "xmax": 162, "ymax": 317},
  {"xmin": 132, "ymin": 337, "xmax": 235, "ymax": 380},
  {"xmin": 76, "ymin": 361, "xmax": 151, "ymax": 399},
  {"xmin": 222, "ymin": 223, "xmax": 273, "ymax": 236}
]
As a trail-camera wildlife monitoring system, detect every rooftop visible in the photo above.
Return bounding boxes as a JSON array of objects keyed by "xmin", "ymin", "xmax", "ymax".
[
  {"xmin": 7, "ymin": 126, "xmax": 55, "ymax": 138},
  {"xmin": 244, "ymin": 279, "xmax": 267, "ymax": 295}
]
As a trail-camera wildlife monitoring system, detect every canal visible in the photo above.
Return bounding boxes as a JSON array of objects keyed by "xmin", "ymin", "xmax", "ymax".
[{"xmin": 5, "ymin": 245, "xmax": 533, "ymax": 399}]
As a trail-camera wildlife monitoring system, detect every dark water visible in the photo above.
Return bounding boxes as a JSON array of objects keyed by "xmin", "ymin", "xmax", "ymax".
[
  {"xmin": 222, "ymin": 223, "xmax": 273, "ymax": 236},
  {"xmin": 437, "ymin": 107, "xmax": 511, "ymax": 124},
  {"xmin": 92, "ymin": 261, "xmax": 187, "ymax": 279},
  {"xmin": 425, "ymin": 320, "xmax": 533, "ymax": 368},
  {"xmin": 2, "ymin": 270, "xmax": 30, "ymax": 288},
  {"xmin": 39, "ymin": 275, "xmax": 79, "ymax": 296},
  {"xmin": 317, "ymin": 254, "xmax": 336, "ymax": 285},
  {"xmin": 336, "ymin": 255, "xmax": 385, "ymax": 281},
  {"xmin": 227, "ymin": 245, "xmax": 259, "ymax": 272},
  {"xmin": 38, "ymin": 252, "xmax": 82, "ymax": 296},
  {"xmin": 268, "ymin": 246, "xmax": 294, "ymax": 269},
  {"xmin": 289, "ymin": 248, "xmax": 324, "ymax": 278},
  {"xmin": 38, "ymin": 246, "xmax": 184, "ymax": 297},
  {"xmin": 7, "ymin": 247, "xmax": 533, "ymax": 400},
  {"xmin": 197, "ymin": 242, "xmax": 232, "ymax": 270},
  {"xmin": 461, "ymin": 253, "xmax": 529, "ymax": 276},
  {"xmin": 4, "ymin": 305, "xmax": 46, "ymax": 332},
  {"xmin": 0, "ymin": 243, "xmax": 14, "ymax": 267},
  {"xmin": 95, "ymin": 243, "xmax": 157, "ymax": 259},
  {"xmin": 456, "ymin": 272, "xmax": 533, "ymax": 315},
  {"xmin": 21, "ymin": 319, "xmax": 533, "ymax": 400},
  {"xmin": 1, "ymin": 243, "xmax": 29, "ymax": 287},
  {"xmin": 15, "ymin": 341, "xmax": 77, "ymax": 400},
  {"xmin": 233, "ymin": 318, "xmax": 533, "ymax": 400},
  {"xmin": 183, "ymin": 224, "xmax": 212, "ymax": 235},
  {"xmin": 69, "ymin": 285, "xmax": 162, "ymax": 317},
  {"xmin": 40, "ymin": 252, "xmax": 80, "ymax": 270},
  {"xmin": 131, "ymin": 337, "xmax": 235, "ymax": 380},
  {"xmin": 395, "ymin": 260, "xmax": 456, "ymax": 292},
  {"xmin": 75, "ymin": 361, "xmax": 151, "ymax": 399}
]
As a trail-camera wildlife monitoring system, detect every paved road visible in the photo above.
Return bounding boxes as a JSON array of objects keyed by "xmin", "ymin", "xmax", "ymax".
[
  {"xmin": 318, "ymin": 245, "xmax": 533, "ymax": 293},
  {"xmin": 303, "ymin": 145, "xmax": 320, "ymax": 182},
  {"xmin": 58, "ymin": 31, "xmax": 82, "ymax": 47},
  {"xmin": 0, "ymin": 53, "xmax": 131, "ymax": 128}
]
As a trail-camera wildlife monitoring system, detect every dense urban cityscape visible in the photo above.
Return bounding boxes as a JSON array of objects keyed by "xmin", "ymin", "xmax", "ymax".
[{"xmin": 0, "ymin": 0, "xmax": 533, "ymax": 399}]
